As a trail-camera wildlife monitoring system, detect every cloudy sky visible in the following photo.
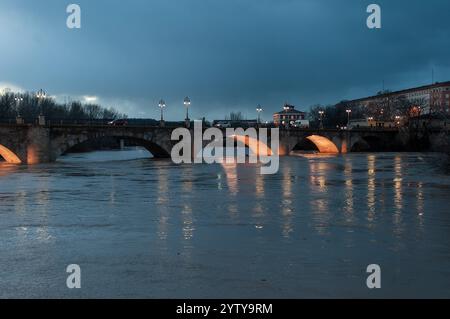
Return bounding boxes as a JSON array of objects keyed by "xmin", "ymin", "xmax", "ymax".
[{"xmin": 1, "ymin": 0, "xmax": 449, "ymax": 120}]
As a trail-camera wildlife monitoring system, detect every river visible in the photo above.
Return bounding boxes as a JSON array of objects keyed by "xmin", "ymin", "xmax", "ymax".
[{"xmin": 1, "ymin": 149, "xmax": 450, "ymax": 298}]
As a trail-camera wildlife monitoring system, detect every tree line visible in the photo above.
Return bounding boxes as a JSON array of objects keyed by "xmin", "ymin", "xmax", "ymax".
[{"xmin": 0, "ymin": 91, "xmax": 126, "ymax": 121}]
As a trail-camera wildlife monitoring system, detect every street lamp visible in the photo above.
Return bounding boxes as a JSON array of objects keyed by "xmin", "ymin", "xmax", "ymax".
[
  {"xmin": 14, "ymin": 95, "xmax": 24, "ymax": 123},
  {"xmin": 158, "ymin": 99, "xmax": 166, "ymax": 126},
  {"xmin": 36, "ymin": 89, "xmax": 46, "ymax": 100},
  {"xmin": 283, "ymin": 104, "xmax": 290, "ymax": 128},
  {"xmin": 318, "ymin": 110, "xmax": 324, "ymax": 129},
  {"xmin": 36, "ymin": 89, "xmax": 47, "ymax": 115},
  {"xmin": 36, "ymin": 89, "xmax": 47, "ymax": 125},
  {"xmin": 14, "ymin": 95, "xmax": 24, "ymax": 104},
  {"xmin": 346, "ymin": 109, "xmax": 352, "ymax": 128},
  {"xmin": 184, "ymin": 96, "xmax": 191, "ymax": 128},
  {"xmin": 14, "ymin": 95, "xmax": 24, "ymax": 110},
  {"xmin": 256, "ymin": 104, "xmax": 263, "ymax": 127}
]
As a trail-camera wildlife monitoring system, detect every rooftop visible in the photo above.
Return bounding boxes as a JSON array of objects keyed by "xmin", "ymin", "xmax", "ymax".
[
  {"xmin": 348, "ymin": 81, "xmax": 450, "ymax": 103},
  {"xmin": 274, "ymin": 103, "xmax": 306, "ymax": 115}
]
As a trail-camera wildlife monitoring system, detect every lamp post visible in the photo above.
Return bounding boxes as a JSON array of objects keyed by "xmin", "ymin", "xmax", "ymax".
[
  {"xmin": 256, "ymin": 104, "xmax": 263, "ymax": 127},
  {"xmin": 283, "ymin": 104, "xmax": 289, "ymax": 128},
  {"xmin": 395, "ymin": 115, "xmax": 401, "ymax": 127},
  {"xmin": 184, "ymin": 96, "xmax": 191, "ymax": 128},
  {"xmin": 36, "ymin": 89, "xmax": 47, "ymax": 125},
  {"xmin": 36, "ymin": 89, "xmax": 46, "ymax": 101},
  {"xmin": 318, "ymin": 110, "xmax": 324, "ymax": 129},
  {"xmin": 14, "ymin": 95, "xmax": 24, "ymax": 124},
  {"xmin": 346, "ymin": 109, "xmax": 352, "ymax": 128},
  {"xmin": 158, "ymin": 99, "xmax": 166, "ymax": 127}
]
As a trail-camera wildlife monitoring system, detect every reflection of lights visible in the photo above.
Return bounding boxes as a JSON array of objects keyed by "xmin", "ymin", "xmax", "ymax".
[
  {"xmin": 157, "ymin": 167, "xmax": 170, "ymax": 240},
  {"xmin": 394, "ymin": 156, "xmax": 403, "ymax": 213},
  {"xmin": 157, "ymin": 170, "xmax": 169, "ymax": 205},
  {"xmin": 182, "ymin": 204, "xmax": 194, "ymax": 240},
  {"xmin": 281, "ymin": 166, "xmax": 294, "ymax": 238},
  {"xmin": 367, "ymin": 155, "xmax": 376, "ymax": 224},
  {"xmin": 182, "ymin": 167, "xmax": 193, "ymax": 193},
  {"xmin": 221, "ymin": 162, "xmax": 238, "ymax": 195},
  {"xmin": 310, "ymin": 175, "xmax": 326, "ymax": 190},
  {"xmin": 217, "ymin": 173, "xmax": 223, "ymax": 190},
  {"xmin": 255, "ymin": 173, "xmax": 265, "ymax": 199},
  {"xmin": 309, "ymin": 161, "xmax": 328, "ymax": 192},
  {"xmin": 294, "ymin": 153, "xmax": 337, "ymax": 159},
  {"xmin": 35, "ymin": 177, "xmax": 52, "ymax": 243},
  {"xmin": 392, "ymin": 156, "xmax": 404, "ymax": 237},
  {"xmin": 309, "ymin": 160, "xmax": 330, "ymax": 235},
  {"xmin": 416, "ymin": 181, "xmax": 424, "ymax": 216},
  {"xmin": 344, "ymin": 157, "xmax": 354, "ymax": 219},
  {"xmin": 416, "ymin": 181, "xmax": 425, "ymax": 232},
  {"xmin": 109, "ymin": 175, "xmax": 116, "ymax": 204}
]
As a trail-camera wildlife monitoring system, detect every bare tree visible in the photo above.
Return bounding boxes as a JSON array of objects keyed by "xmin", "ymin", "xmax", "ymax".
[{"xmin": 226, "ymin": 112, "xmax": 243, "ymax": 121}]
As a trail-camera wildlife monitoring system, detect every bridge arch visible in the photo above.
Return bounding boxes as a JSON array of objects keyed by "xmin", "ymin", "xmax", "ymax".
[
  {"xmin": 55, "ymin": 135, "xmax": 171, "ymax": 160},
  {"xmin": 292, "ymin": 135, "xmax": 339, "ymax": 154},
  {"xmin": 351, "ymin": 136, "xmax": 385, "ymax": 152},
  {"xmin": 0, "ymin": 144, "xmax": 22, "ymax": 164},
  {"xmin": 231, "ymin": 134, "xmax": 272, "ymax": 156}
]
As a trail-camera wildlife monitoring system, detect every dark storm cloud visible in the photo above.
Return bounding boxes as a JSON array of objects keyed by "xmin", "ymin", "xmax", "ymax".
[{"xmin": 1, "ymin": 0, "xmax": 450, "ymax": 119}]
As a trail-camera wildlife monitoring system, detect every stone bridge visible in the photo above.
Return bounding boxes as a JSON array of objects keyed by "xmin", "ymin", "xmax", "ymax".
[{"xmin": 0, "ymin": 123, "xmax": 445, "ymax": 164}]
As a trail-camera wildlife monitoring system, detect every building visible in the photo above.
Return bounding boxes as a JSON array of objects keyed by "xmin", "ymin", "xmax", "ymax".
[
  {"xmin": 273, "ymin": 103, "xmax": 307, "ymax": 127},
  {"xmin": 347, "ymin": 81, "xmax": 450, "ymax": 115},
  {"xmin": 212, "ymin": 119, "xmax": 258, "ymax": 128},
  {"xmin": 348, "ymin": 118, "xmax": 396, "ymax": 129}
]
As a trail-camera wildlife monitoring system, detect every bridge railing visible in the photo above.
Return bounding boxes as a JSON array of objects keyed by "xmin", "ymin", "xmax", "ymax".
[
  {"xmin": 0, "ymin": 118, "xmax": 408, "ymax": 132},
  {"xmin": 0, "ymin": 118, "xmax": 174, "ymax": 127}
]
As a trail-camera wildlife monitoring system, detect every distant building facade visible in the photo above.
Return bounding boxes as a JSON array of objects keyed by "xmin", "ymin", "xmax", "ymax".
[
  {"xmin": 212, "ymin": 119, "xmax": 258, "ymax": 128},
  {"xmin": 347, "ymin": 81, "xmax": 450, "ymax": 115},
  {"xmin": 273, "ymin": 103, "xmax": 307, "ymax": 127}
]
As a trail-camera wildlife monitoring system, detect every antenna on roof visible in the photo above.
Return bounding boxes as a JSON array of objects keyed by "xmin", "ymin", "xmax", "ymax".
[{"xmin": 431, "ymin": 68, "xmax": 434, "ymax": 84}]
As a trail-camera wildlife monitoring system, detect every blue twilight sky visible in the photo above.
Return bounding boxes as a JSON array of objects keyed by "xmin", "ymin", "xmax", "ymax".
[{"xmin": 0, "ymin": 0, "xmax": 449, "ymax": 120}]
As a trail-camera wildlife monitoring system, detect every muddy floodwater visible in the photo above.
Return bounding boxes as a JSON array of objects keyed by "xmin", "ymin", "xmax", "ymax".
[{"xmin": 1, "ymin": 149, "xmax": 450, "ymax": 298}]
